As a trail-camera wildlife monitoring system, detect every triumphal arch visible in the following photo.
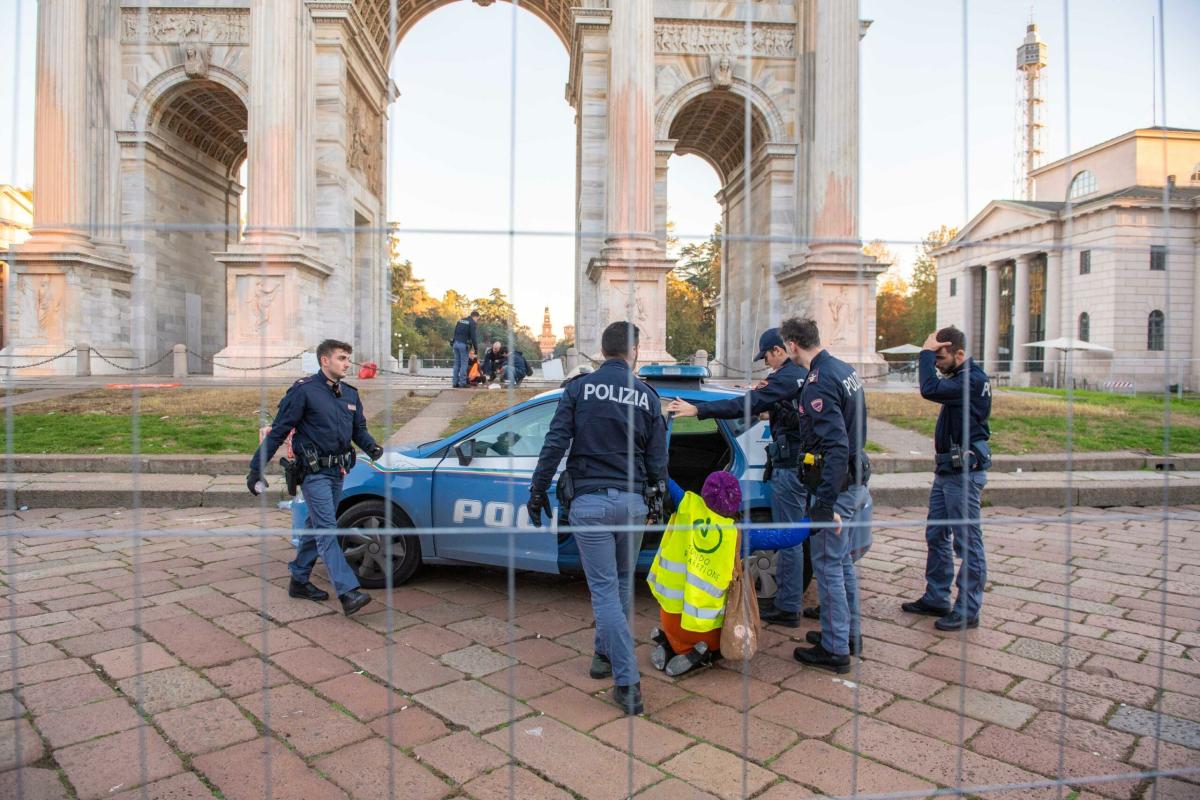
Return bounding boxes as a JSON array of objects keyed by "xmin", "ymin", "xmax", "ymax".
[{"xmin": 7, "ymin": 0, "xmax": 883, "ymax": 375}]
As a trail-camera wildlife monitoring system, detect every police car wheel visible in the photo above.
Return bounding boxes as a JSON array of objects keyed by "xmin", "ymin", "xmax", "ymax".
[
  {"xmin": 336, "ymin": 500, "xmax": 422, "ymax": 589},
  {"xmin": 748, "ymin": 542, "xmax": 813, "ymax": 601}
]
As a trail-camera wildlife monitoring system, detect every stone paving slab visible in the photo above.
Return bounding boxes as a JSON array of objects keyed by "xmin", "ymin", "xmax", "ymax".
[{"xmin": 0, "ymin": 504, "xmax": 1198, "ymax": 799}]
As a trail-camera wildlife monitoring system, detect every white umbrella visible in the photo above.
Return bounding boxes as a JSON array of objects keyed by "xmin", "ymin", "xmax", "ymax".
[
  {"xmin": 1023, "ymin": 338, "xmax": 1113, "ymax": 389},
  {"xmin": 878, "ymin": 343, "xmax": 924, "ymax": 355},
  {"xmin": 1023, "ymin": 337, "xmax": 1114, "ymax": 353}
]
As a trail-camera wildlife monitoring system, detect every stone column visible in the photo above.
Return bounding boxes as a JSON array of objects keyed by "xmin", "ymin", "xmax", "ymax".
[
  {"xmin": 30, "ymin": 0, "xmax": 90, "ymax": 245},
  {"xmin": 584, "ymin": 0, "xmax": 673, "ymax": 363},
  {"xmin": 245, "ymin": 0, "xmax": 302, "ymax": 244},
  {"xmin": 654, "ymin": 140, "xmax": 676, "ymax": 250},
  {"xmin": 959, "ymin": 265, "xmax": 975, "ymax": 344},
  {"xmin": 1012, "ymin": 253, "xmax": 1034, "ymax": 382},
  {"xmin": 214, "ymin": 1, "xmax": 326, "ymax": 375},
  {"xmin": 602, "ymin": 0, "xmax": 656, "ymax": 257},
  {"xmin": 984, "ymin": 261, "xmax": 1002, "ymax": 371},
  {"xmin": 777, "ymin": 0, "xmax": 885, "ymax": 375},
  {"xmin": 89, "ymin": 1, "xmax": 123, "ymax": 250},
  {"xmin": 1044, "ymin": 247, "xmax": 1062, "ymax": 378},
  {"xmin": 809, "ymin": 0, "xmax": 860, "ymax": 255}
]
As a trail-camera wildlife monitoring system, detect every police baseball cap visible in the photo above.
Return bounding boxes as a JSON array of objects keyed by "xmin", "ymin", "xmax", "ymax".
[{"xmin": 753, "ymin": 328, "xmax": 785, "ymax": 361}]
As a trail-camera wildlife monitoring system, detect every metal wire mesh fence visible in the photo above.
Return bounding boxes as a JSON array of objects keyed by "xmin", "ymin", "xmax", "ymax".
[{"xmin": 1, "ymin": 1, "xmax": 1198, "ymax": 800}]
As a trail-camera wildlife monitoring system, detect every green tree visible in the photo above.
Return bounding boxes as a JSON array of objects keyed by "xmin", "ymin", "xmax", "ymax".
[
  {"xmin": 908, "ymin": 225, "xmax": 956, "ymax": 339},
  {"xmin": 666, "ymin": 223, "xmax": 721, "ymax": 360}
]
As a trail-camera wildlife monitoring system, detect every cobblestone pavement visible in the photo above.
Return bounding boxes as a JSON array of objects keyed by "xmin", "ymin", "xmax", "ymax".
[{"xmin": 1, "ymin": 505, "xmax": 1197, "ymax": 799}]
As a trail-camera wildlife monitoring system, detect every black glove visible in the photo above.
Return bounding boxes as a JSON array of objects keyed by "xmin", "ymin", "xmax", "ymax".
[
  {"xmin": 247, "ymin": 472, "xmax": 267, "ymax": 496},
  {"xmin": 527, "ymin": 489, "xmax": 549, "ymax": 528},
  {"xmin": 809, "ymin": 502, "xmax": 835, "ymax": 525},
  {"xmin": 368, "ymin": 444, "xmax": 384, "ymax": 461}
]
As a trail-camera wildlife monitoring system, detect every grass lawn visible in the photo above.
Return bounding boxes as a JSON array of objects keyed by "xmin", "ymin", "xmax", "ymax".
[
  {"xmin": 7, "ymin": 387, "xmax": 433, "ymax": 455},
  {"xmin": 442, "ymin": 388, "xmax": 544, "ymax": 436},
  {"xmin": 868, "ymin": 388, "xmax": 1200, "ymax": 455}
]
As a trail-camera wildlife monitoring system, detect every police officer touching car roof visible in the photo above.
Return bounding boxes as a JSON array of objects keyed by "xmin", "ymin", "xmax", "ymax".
[
  {"xmin": 248, "ymin": 339, "xmax": 385, "ymax": 617},
  {"xmin": 527, "ymin": 321, "xmax": 667, "ymax": 716},
  {"xmin": 666, "ymin": 327, "xmax": 810, "ymax": 627},
  {"xmin": 780, "ymin": 317, "xmax": 872, "ymax": 674},
  {"xmin": 901, "ymin": 326, "xmax": 992, "ymax": 631}
]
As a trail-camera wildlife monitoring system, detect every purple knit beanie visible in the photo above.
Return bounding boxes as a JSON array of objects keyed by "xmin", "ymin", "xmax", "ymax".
[{"xmin": 701, "ymin": 471, "xmax": 742, "ymax": 518}]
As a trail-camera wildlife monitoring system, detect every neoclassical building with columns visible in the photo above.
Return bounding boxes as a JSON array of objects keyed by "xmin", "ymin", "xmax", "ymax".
[
  {"xmin": 935, "ymin": 128, "xmax": 1200, "ymax": 390},
  {"xmin": 6, "ymin": 1, "xmax": 882, "ymax": 375}
]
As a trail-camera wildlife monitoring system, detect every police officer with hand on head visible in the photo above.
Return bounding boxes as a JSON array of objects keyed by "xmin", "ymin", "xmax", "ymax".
[
  {"xmin": 666, "ymin": 327, "xmax": 810, "ymax": 626},
  {"xmin": 248, "ymin": 339, "xmax": 384, "ymax": 617},
  {"xmin": 527, "ymin": 321, "xmax": 667, "ymax": 716},
  {"xmin": 780, "ymin": 317, "xmax": 872, "ymax": 673},
  {"xmin": 901, "ymin": 326, "xmax": 992, "ymax": 631}
]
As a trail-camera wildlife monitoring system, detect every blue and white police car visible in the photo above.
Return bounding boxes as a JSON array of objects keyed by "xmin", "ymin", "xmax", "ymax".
[{"xmin": 289, "ymin": 366, "xmax": 807, "ymax": 597}]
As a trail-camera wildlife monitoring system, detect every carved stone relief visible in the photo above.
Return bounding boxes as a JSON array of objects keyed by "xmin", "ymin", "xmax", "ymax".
[
  {"xmin": 710, "ymin": 55, "xmax": 736, "ymax": 89},
  {"xmin": 234, "ymin": 274, "xmax": 286, "ymax": 341},
  {"xmin": 820, "ymin": 284, "xmax": 856, "ymax": 347},
  {"xmin": 655, "ymin": 22, "xmax": 795, "ymax": 57},
  {"xmin": 122, "ymin": 9, "xmax": 249, "ymax": 44},
  {"xmin": 24, "ymin": 273, "xmax": 66, "ymax": 343},
  {"xmin": 347, "ymin": 86, "xmax": 384, "ymax": 198},
  {"xmin": 182, "ymin": 42, "xmax": 210, "ymax": 79}
]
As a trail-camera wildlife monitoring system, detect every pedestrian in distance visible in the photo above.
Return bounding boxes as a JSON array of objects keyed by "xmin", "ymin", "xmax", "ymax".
[
  {"xmin": 666, "ymin": 327, "xmax": 810, "ymax": 627},
  {"xmin": 780, "ymin": 317, "xmax": 873, "ymax": 673},
  {"xmin": 526, "ymin": 321, "xmax": 668, "ymax": 715},
  {"xmin": 248, "ymin": 339, "xmax": 385, "ymax": 617},
  {"xmin": 901, "ymin": 326, "xmax": 993, "ymax": 631},
  {"xmin": 451, "ymin": 310, "xmax": 481, "ymax": 388}
]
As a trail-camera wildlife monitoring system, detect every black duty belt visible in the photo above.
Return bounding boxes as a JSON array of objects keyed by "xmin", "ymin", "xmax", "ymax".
[{"xmin": 314, "ymin": 451, "xmax": 353, "ymax": 469}]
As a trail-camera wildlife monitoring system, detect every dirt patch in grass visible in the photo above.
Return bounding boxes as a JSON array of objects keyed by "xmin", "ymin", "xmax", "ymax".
[
  {"xmin": 867, "ymin": 389, "xmax": 1200, "ymax": 455},
  {"xmin": 443, "ymin": 388, "xmax": 544, "ymax": 436}
]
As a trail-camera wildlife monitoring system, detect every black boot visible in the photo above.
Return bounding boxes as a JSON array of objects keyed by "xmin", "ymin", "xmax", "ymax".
[
  {"xmin": 793, "ymin": 642, "xmax": 851, "ymax": 674},
  {"xmin": 339, "ymin": 589, "xmax": 371, "ymax": 617},
  {"xmin": 806, "ymin": 630, "xmax": 862, "ymax": 655},
  {"xmin": 901, "ymin": 598, "xmax": 951, "ymax": 617},
  {"xmin": 288, "ymin": 579, "xmax": 329, "ymax": 602},
  {"xmin": 610, "ymin": 683, "xmax": 644, "ymax": 715},
  {"xmin": 759, "ymin": 605, "xmax": 801, "ymax": 628},
  {"xmin": 589, "ymin": 652, "xmax": 613, "ymax": 679}
]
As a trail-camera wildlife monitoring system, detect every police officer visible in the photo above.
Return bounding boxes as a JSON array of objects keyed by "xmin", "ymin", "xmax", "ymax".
[
  {"xmin": 451, "ymin": 310, "xmax": 481, "ymax": 388},
  {"xmin": 666, "ymin": 327, "xmax": 809, "ymax": 626},
  {"xmin": 780, "ymin": 317, "xmax": 872, "ymax": 673},
  {"xmin": 527, "ymin": 321, "xmax": 667, "ymax": 715},
  {"xmin": 901, "ymin": 326, "xmax": 992, "ymax": 631},
  {"xmin": 248, "ymin": 339, "xmax": 384, "ymax": 617}
]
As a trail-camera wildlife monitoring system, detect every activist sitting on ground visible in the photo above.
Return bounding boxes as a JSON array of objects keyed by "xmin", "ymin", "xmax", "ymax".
[{"xmin": 647, "ymin": 470, "xmax": 810, "ymax": 677}]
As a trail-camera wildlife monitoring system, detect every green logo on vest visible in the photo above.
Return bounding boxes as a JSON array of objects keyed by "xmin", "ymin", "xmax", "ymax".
[{"xmin": 692, "ymin": 517, "xmax": 724, "ymax": 554}]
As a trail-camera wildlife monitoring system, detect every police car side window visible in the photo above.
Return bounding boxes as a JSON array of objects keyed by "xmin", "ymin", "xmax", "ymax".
[{"xmin": 471, "ymin": 400, "xmax": 560, "ymax": 458}]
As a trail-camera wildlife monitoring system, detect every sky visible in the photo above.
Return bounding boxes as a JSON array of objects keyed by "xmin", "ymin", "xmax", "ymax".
[{"xmin": 2, "ymin": 0, "xmax": 1198, "ymax": 333}]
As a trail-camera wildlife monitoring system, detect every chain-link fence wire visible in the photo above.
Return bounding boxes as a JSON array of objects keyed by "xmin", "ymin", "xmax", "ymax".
[{"xmin": 1, "ymin": 1, "xmax": 1198, "ymax": 799}]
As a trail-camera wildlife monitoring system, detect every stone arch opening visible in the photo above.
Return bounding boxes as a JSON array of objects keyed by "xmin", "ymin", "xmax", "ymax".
[
  {"xmin": 353, "ymin": 0, "xmax": 575, "ymax": 62},
  {"xmin": 137, "ymin": 78, "xmax": 250, "ymax": 372},
  {"xmin": 660, "ymin": 89, "xmax": 789, "ymax": 370}
]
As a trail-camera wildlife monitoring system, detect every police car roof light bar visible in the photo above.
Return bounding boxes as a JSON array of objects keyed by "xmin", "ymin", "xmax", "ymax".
[{"xmin": 637, "ymin": 365, "xmax": 710, "ymax": 380}]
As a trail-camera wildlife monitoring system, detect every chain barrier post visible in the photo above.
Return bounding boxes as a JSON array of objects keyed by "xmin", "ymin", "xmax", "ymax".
[
  {"xmin": 75, "ymin": 342, "xmax": 90, "ymax": 377},
  {"xmin": 172, "ymin": 343, "xmax": 188, "ymax": 379}
]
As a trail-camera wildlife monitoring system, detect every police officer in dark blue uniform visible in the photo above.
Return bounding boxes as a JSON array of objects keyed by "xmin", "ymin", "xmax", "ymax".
[
  {"xmin": 451, "ymin": 310, "xmax": 480, "ymax": 388},
  {"xmin": 902, "ymin": 326, "xmax": 992, "ymax": 631},
  {"xmin": 248, "ymin": 339, "xmax": 384, "ymax": 617},
  {"xmin": 666, "ymin": 327, "xmax": 810, "ymax": 626},
  {"xmin": 781, "ymin": 317, "xmax": 872, "ymax": 673},
  {"xmin": 527, "ymin": 321, "xmax": 667, "ymax": 715}
]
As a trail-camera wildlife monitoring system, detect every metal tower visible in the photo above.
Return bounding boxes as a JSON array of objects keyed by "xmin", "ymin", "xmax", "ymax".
[{"xmin": 1015, "ymin": 22, "xmax": 1048, "ymax": 200}]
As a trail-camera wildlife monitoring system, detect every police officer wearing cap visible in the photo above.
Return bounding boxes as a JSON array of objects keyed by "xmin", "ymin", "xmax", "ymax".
[
  {"xmin": 780, "ymin": 317, "xmax": 872, "ymax": 673},
  {"xmin": 248, "ymin": 339, "xmax": 385, "ymax": 617},
  {"xmin": 666, "ymin": 327, "xmax": 809, "ymax": 626},
  {"xmin": 527, "ymin": 321, "xmax": 667, "ymax": 716},
  {"xmin": 901, "ymin": 326, "xmax": 992, "ymax": 631}
]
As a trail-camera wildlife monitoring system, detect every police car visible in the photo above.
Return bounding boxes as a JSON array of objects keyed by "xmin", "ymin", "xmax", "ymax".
[{"xmin": 289, "ymin": 365, "xmax": 808, "ymax": 597}]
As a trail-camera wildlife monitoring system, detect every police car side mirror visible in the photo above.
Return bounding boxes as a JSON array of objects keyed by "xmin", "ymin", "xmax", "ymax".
[{"xmin": 454, "ymin": 440, "xmax": 474, "ymax": 466}]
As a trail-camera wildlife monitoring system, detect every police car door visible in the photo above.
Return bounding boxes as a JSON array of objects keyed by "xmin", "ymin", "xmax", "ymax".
[{"xmin": 431, "ymin": 399, "xmax": 562, "ymax": 570}]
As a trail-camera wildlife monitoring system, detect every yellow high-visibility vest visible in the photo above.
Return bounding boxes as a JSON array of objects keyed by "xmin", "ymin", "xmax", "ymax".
[{"xmin": 647, "ymin": 491, "xmax": 738, "ymax": 632}]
